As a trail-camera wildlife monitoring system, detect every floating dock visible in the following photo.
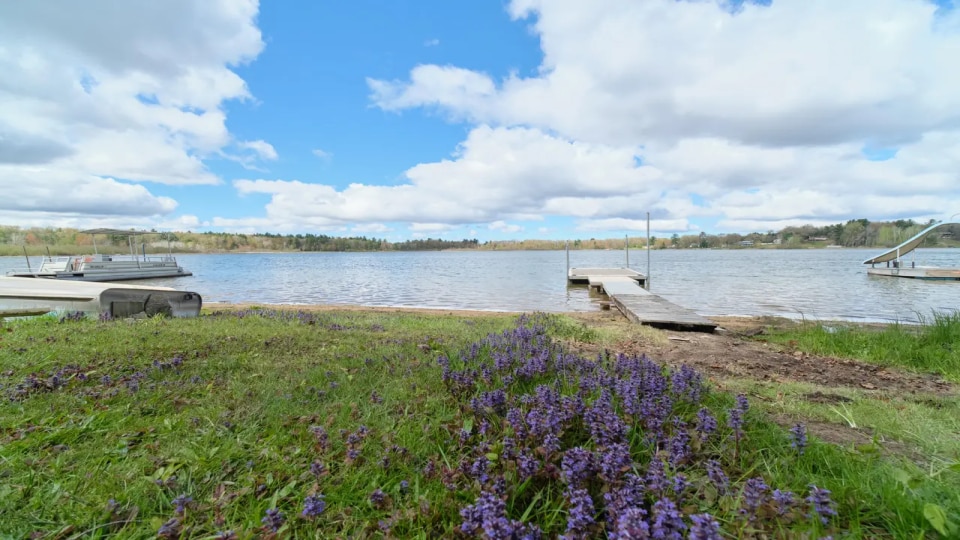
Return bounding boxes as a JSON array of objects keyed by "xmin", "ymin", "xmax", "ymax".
[
  {"xmin": 568, "ymin": 268, "xmax": 717, "ymax": 332},
  {"xmin": 863, "ymin": 220, "xmax": 960, "ymax": 281}
]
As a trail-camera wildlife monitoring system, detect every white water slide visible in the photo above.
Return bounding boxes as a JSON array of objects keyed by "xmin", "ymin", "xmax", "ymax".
[{"xmin": 862, "ymin": 221, "xmax": 959, "ymax": 265}]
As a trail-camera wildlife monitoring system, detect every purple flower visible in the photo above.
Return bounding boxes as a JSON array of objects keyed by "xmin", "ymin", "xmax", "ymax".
[
  {"xmin": 157, "ymin": 518, "xmax": 181, "ymax": 539},
  {"xmin": 610, "ymin": 507, "xmax": 649, "ymax": 539},
  {"xmin": 171, "ymin": 494, "xmax": 192, "ymax": 515},
  {"xmin": 773, "ymin": 489, "xmax": 796, "ymax": 516},
  {"xmin": 790, "ymin": 423, "xmax": 808, "ymax": 455},
  {"xmin": 469, "ymin": 455, "xmax": 491, "ymax": 484},
  {"xmin": 517, "ymin": 451, "xmax": 541, "ymax": 480},
  {"xmin": 806, "ymin": 485, "xmax": 838, "ymax": 524},
  {"xmin": 370, "ymin": 488, "xmax": 387, "ymax": 508},
  {"xmin": 667, "ymin": 427, "xmax": 690, "ymax": 467},
  {"xmin": 215, "ymin": 531, "xmax": 237, "ymax": 540},
  {"xmin": 561, "ymin": 447, "xmax": 595, "ymax": 487},
  {"xmin": 740, "ymin": 477, "xmax": 770, "ymax": 519},
  {"xmin": 645, "ymin": 458, "xmax": 668, "ymax": 497},
  {"xmin": 735, "ymin": 394, "xmax": 749, "ymax": 414},
  {"xmin": 261, "ymin": 508, "xmax": 284, "ymax": 532},
  {"xmin": 301, "ymin": 494, "xmax": 326, "ymax": 518},
  {"xmin": 310, "ymin": 460, "xmax": 325, "ymax": 477},
  {"xmin": 399, "ymin": 479, "xmax": 409, "ymax": 494},
  {"xmin": 705, "ymin": 460, "xmax": 729, "ymax": 496},
  {"xmin": 604, "ymin": 474, "xmax": 645, "ymax": 524},
  {"xmin": 562, "ymin": 488, "xmax": 595, "ymax": 538},
  {"xmin": 688, "ymin": 513, "xmax": 722, "ymax": 540},
  {"xmin": 650, "ymin": 498, "xmax": 686, "ymax": 539},
  {"xmin": 597, "ymin": 443, "xmax": 632, "ymax": 484},
  {"xmin": 671, "ymin": 365, "xmax": 704, "ymax": 403},
  {"xmin": 458, "ymin": 494, "xmax": 545, "ymax": 540},
  {"xmin": 695, "ymin": 408, "xmax": 718, "ymax": 442}
]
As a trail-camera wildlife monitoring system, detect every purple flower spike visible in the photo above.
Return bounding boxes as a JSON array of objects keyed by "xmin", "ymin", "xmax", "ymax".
[
  {"xmin": 611, "ymin": 507, "xmax": 649, "ymax": 539},
  {"xmin": 370, "ymin": 488, "xmax": 388, "ymax": 508},
  {"xmin": 650, "ymin": 498, "xmax": 686, "ymax": 540},
  {"xmin": 158, "ymin": 518, "xmax": 181, "ymax": 539},
  {"xmin": 790, "ymin": 423, "xmax": 808, "ymax": 455},
  {"xmin": 695, "ymin": 408, "xmax": 718, "ymax": 442},
  {"xmin": 688, "ymin": 513, "xmax": 722, "ymax": 540},
  {"xmin": 705, "ymin": 460, "xmax": 729, "ymax": 496},
  {"xmin": 561, "ymin": 447, "xmax": 595, "ymax": 487},
  {"xmin": 301, "ymin": 494, "xmax": 326, "ymax": 518},
  {"xmin": 261, "ymin": 508, "xmax": 284, "ymax": 532},
  {"xmin": 806, "ymin": 485, "xmax": 838, "ymax": 525},
  {"xmin": 562, "ymin": 488, "xmax": 595, "ymax": 538},
  {"xmin": 171, "ymin": 494, "xmax": 192, "ymax": 515},
  {"xmin": 773, "ymin": 489, "xmax": 796, "ymax": 516},
  {"xmin": 739, "ymin": 477, "xmax": 770, "ymax": 519}
]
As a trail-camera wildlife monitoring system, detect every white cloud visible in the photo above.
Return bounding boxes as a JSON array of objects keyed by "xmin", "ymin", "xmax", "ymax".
[
  {"xmin": 0, "ymin": 0, "xmax": 267, "ymax": 221},
  {"xmin": 0, "ymin": 169, "xmax": 176, "ymax": 215},
  {"xmin": 351, "ymin": 223, "xmax": 392, "ymax": 234},
  {"xmin": 576, "ymin": 218, "xmax": 691, "ymax": 233},
  {"xmin": 488, "ymin": 220, "xmax": 524, "ymax": 233},
  {"xmin": 226, "ymin": 126, "xmax": 673, "ymax": 228},
  {"xmin": 238, "ymin": 140, "xmax": 278, "ymax": 161},
  {"xmin": 361, "ymin": 0, "xmax": 960, "ymax": 231},
  {"xmin": 409, "ymin": 223, "xmax": 459, "ymax": 232},
  {"xmin": 424, "ymin": 38, "xmax": 440, "ymax": 47},
  {"xmin": 312, "ymin": 148, "xmax": 333, "ymax": 160}
]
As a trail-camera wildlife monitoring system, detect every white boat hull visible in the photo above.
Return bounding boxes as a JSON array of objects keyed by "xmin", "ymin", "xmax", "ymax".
[{"xmin": 0, "ymin": 277, "xmax": 202, "ymax": 318}]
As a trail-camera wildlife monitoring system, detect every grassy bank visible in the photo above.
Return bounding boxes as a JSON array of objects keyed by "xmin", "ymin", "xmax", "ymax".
[
  {"xmin": 1, "ymin": 310, "xmax": 957, "ymax": 537},
  {"xmin": 762, "ymin": 311, "xmax": 960, "ymax": 382}
]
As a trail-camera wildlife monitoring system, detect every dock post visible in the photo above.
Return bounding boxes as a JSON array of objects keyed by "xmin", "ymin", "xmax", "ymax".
[{"xmin": 646, "ymin": 212, "xmax": 651, "ymax": 290}]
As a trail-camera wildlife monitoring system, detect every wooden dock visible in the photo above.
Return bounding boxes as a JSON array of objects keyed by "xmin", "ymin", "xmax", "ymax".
[{"xmin": 568, "ymin": 268, "xmax": 716, "ymax": 332}]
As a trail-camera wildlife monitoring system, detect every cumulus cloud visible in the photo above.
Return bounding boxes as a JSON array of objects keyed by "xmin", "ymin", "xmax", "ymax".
[
  {"xmin": 229, "ymin": 126, "xmax": 686, "ymax": 229},
  {"xmin": 0, "ymin": 169, "xmax": 176, "ymax": 215},
  {"xmin": 488, "ymin": 220, "xmax": 524, "ymax": 233},
  {"xmin": 356, "ymin": 0, "xmax": 960, "ymax": 231},
  {"xmin": 0, "ymin": 0, "xmax": 267, "ymax": 223}
]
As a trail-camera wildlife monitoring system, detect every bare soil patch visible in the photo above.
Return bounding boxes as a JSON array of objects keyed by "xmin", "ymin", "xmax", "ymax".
[{"xmin": 564, "ymin": 312, "xmax": 956, "ymax": 396}]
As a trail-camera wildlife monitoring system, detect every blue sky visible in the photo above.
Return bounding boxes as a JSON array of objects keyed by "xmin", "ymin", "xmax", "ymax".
[{"xmin": 1, "ymin": 0, "xmax": 959, "ymax": 240}]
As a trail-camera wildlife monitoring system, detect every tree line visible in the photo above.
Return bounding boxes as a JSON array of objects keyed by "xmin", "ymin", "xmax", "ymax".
[{"xmin": 1, "ymin": 219, "xmax": 958, "ymax": 256}]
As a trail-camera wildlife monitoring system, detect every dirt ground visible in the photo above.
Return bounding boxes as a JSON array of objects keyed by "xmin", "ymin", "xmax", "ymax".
[{"xmin": 565, "ymin": 310, "xmax": 956, "ymax": 396}]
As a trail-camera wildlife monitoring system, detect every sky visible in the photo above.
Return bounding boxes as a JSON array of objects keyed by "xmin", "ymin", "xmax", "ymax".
[{"xmin": 1, "ymin": 0, "xmax": 959, "ymax": 241}]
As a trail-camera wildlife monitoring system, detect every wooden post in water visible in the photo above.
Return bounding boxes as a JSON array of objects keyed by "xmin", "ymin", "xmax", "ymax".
[{"xmin": 646, "ymin": 212, "xmax": 651, "ymax": 290}]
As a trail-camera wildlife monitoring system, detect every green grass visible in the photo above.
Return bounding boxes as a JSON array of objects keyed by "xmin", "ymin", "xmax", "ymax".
[
  {"xmin": 762, "ymin": 311, "xmax": 960, "ymax": 382},
  {"xmin": 0, "ymin": 311, "xmax": 958, "ymax": 538}
]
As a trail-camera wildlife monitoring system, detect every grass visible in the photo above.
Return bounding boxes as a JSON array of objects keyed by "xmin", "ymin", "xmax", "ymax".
[
  {"xmin": 0, "ymin": 310, "xmax": 957, "ymax": 537},
  {"xmin": 761, "ymin": 311, "xmax": 960, "ymax": 382}
]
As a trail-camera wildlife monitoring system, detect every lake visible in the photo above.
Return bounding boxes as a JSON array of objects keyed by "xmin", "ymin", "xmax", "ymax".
[{"xmin": 3, "ymin": 248, "xmax": 960, "ymax": 322}]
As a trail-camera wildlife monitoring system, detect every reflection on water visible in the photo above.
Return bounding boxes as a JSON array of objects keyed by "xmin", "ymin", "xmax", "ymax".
[{"xmin": 3, "ymin": 248, "xmax": 959, "ymax": 322}]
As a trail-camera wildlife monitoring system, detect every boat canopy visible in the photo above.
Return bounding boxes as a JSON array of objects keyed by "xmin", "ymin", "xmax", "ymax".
[{"xmin": 862, "ymin": 221, "xmax": 959, "ymax": 265}]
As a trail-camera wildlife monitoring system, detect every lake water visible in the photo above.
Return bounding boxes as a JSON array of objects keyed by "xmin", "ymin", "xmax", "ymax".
[{"xmin": 3, "ymin": 248, "xmax": 960, "ymax": 322}]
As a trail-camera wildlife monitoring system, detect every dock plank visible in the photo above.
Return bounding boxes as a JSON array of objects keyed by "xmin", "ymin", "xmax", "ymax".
[{"xmin": 572, "ymin": 271, "xmax": 716, "ymax": 332}]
